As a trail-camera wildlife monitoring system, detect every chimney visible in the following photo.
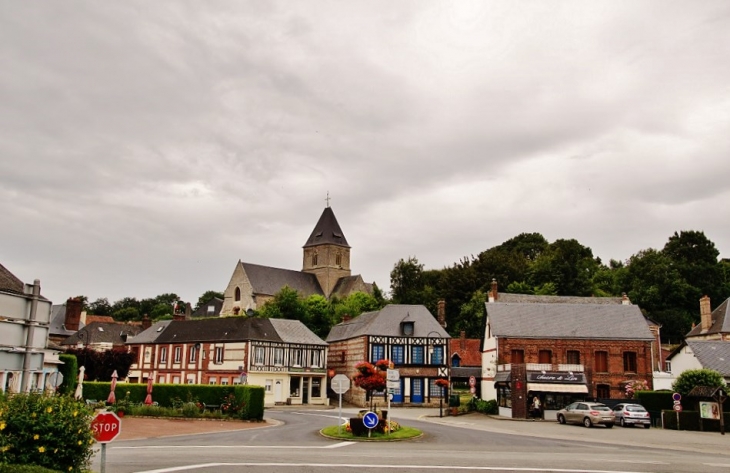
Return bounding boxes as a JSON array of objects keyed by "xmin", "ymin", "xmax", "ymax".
[
  {"xmin": 437, "ymin": 300, "xmax": 446, "ymax": 328},
  {"xmin": 621, "ymin": 293, "xmax": 630, "ymax": 305},
  {"xmin": 489, "ymin": 279, "xmax": 498, "ymax": 303},
  {"xmin": 173, "ymin": 313, "xmax": 186, "ymax": 321},
  {"xmin": 65, "ymin": 297, "xmax": 83, "ymax": 331},
  {"xmin": 342, "ymin": 314, "xmax": 351, "ymax": 323},
  {"xmin": 460, "ymin": 330, "xmax": 466, "ymax": 350},
  {"xmin": 700, "ymin": 295, "xmax": 712, "ymax": 332},
  {"xmin": 142, "ymin": 314, "xmax": 152, "ymax": 330}
]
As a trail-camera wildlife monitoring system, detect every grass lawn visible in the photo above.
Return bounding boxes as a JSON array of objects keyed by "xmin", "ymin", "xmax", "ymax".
[{"xmin": 320, "ymin": 425, "xmax": 422, "ymax": 441}]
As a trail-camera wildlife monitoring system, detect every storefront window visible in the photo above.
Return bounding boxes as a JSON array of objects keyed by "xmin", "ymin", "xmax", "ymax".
[
  {"xmin": 312, "ymin": 378, "xmax": 321, "ymax": 398},
  {"xmin": 542, "ymin": 393, "xmax": 574, "ymax": 410},
  {"xmin": 497, "ymin": 385, "xmax": 511, "ymax": 407},
  {"xmin": 290, "ymin": 376, "xmax": 300, "ymax": 397}
]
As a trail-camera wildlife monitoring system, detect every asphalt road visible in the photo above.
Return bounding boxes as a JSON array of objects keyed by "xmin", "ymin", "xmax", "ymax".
[{"xmin": 95, "ymin": 407, "xmax": 730, "ymax": 473}]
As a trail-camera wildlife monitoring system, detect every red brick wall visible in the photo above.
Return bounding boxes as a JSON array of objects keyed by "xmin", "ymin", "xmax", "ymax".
[{"xmin": 500, "ymin": 337, "xmax": 653, "ymax": 399}]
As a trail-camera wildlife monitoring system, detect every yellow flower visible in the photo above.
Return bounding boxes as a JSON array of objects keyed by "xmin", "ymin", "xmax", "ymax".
[
  {"xmin": 31, "ymin": 413, "xmax": 37, "ymax": 418},
  {"xmin": 34, "ymin": 434, "xmax": 40, "ymax": 440},
  {"xmin": 0, "ymin": 422, "xmax": 5, "ymax": 430},
  {"xmin": 68, "ymin": 467, "xmax": 73, "ymax": 471},
  {"xmin": 73, "ymin": 411, "xmax": 78, "ymax": 417},
  {"xmin": 78, "ymin": 441, "xmax": 83, "ymax": 445},
  {"xmin": 39, "ymin": 446, "xmax": 46, "ymax": 453},
  {"xmin": 47, "ymin": 407, "xmax": 53, "ymax": 413}
]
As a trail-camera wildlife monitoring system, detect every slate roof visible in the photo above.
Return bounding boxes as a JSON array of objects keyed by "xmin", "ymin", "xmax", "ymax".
[
  {"xmin": 137, "ymin": 317, "xmax": 327, "ymax": 346},
  {"xmin": 192, "ymin": 297, "xmax": 224, "ymax": 318},
  {"xmin": 685, "ymin": 340, "xmax": 730, "ymax": 377},
  {"xmin": 61, "ymin": 322, "xmax": 142, "ymax": 345},
  {"xmin": 269, "ymin": 318, "xmax": 328, "ymax": 346},
  {"xmin": 330, "ymin": 275, "xmax": 373, "ymax": 298},
  {"xmin": 486, "ymin": 302, "xmax": 654, "ymax": 340},
  {"xmin": 242, "ymin": 262, "xmax": 324, "ymax": 297},
  {"xmin": 497, "ymin": 293, "xmax": 623, "ymax": 304},
  {"xmin": 303, "ymin": 207, "xmax": 350, "ymax": 248},
  {"xmin": 686, "ymin": 297, "xmax": 730, "ymax": 338},
  {"xmin": 49, "ymin": 305, "xmax": 80, "ymax": 337},
  {"xmin": 326, "ymin": 304, "xmax": 450, "ymax": 342},
  {"xmin": 126, "ymin": 320, "xmax": 172, "ymax": 345},
  {"xmin": 0, "ymin": 263, "xmax": 25, "ymax": 295}
]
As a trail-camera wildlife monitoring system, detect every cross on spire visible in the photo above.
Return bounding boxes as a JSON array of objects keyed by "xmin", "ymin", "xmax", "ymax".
[{"xmin": 325, "ymin": 191, "xmax": 331, "ymax": 208}]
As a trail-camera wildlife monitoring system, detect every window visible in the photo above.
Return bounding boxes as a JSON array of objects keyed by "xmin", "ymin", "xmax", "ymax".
[
  {"xmin": 187, "ymin": 377, "xmax": 195, "ymax": 384},
  {"xmin": 431, "ymin": 346, "xmax": 444, "ymax": 365},
  {"xmin": 221, "ymin": 378, "xmax": 229, "ymax": 385},
  {"xmin": 173, "ymin": 376, "xmax": 180, "ymax": 384},
  {"xmin": 665, "ymin": 361, "xmax": 672, "ymax": 373},
  {"xmin": 209, "ymin": 377, "xmax": 217, "ymax": 385},
  {"xmin": 265, "ymin": 379, "xmax": 273, "ymax": 392},
  {"xmin": 160, "ymin": 347, "xmax": 167, "ymax": 363},
  {"xmin": 312, "ymin": 253, "xmax": 318, "ymax": 266},
  {"xmin": 566, "ymin": 350, "xmax": 581, "ymax": 365},
  {"xmin": 174, "ymin": 346, "xmax": 182, "ymax": 363},
  {"xmin": 596, "ymin": 384, "xmax": 610, "ymax": 398},
  {"xmin": 235, "ymin": 287, "xmax": 241, "ymax": 302},
  {"xmin": 372, "ymin": 344, "xmax": 385, "ymax": 362},
  {"xmin": 402, "ymin": 322, "xmax": 414, "ymax": 336},
  {"xmin": 429, "ymin": 379, "xmax": 444, "ymax": 397},
  {"xmin": 335, "ymin": 253, "xmax": 342, "ymax": 266},
  {"xmin": 215, "ymin": 346, "xmax": 224, "ymax": 364},
  {"xmin": 623, "ymin": 351, "xmax": 637, "ymax": 373},
  {"xmin": 254, "ymin": 346, "xmax": 265, "ymax": 365},
  {"xmin": 312, "ymin": 378, "xmax": 322, "ymax": 397},
  {"xmin": 189, "ymin": 345, "xmax": 197, "ymax": 363},
  {"xmin": 511, "ymin": 349, "xmax": 524, "ymax": 364},
  {"xmin": 412, "ymin": 346, "xmax": 424, "ymax": 364},
  {"xmin": 274, "ymin": 348, "xmax": 284, "ymax": 366},
  {"xmin": 392, "ymin": 345, "xmax": 404, "ymax": 364},
  {"xmin": 310, "ymin": 350, "xmax": 321, "ymax": 368},
  {"xmin": 538, "ymin": 350, "xmax": 552, "ymax": 364},
  {"xmin": 595, "ymin": 351, "xmax": 608, "ymax": 373},
  {"xmin": 452, "ymin": 354, "xmax": 461, "ymax": 367},
  {"xmin": 207, "ymin": 305, "xmax": 215, "ymax": 314},
  {"xmin": 290, "ymin": 377, "xmax": 300, "ymax": 397},
  {"xmin": 292, "ymin": 349, "xmax": 302, "ymax": 366}
]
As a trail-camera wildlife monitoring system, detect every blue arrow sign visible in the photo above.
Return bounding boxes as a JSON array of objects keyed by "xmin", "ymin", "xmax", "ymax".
[{"xmin": 362, "ymin": 411, "xmax": 379, "ymax": 429}]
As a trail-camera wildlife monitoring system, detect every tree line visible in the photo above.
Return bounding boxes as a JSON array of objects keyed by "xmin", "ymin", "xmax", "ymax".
[{"xmin": 389, "ymin": 230, "xmax": 730, "ymax": 344}]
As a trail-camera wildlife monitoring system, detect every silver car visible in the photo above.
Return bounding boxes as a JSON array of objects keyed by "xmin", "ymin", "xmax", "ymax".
[
  {"xmin": 557, "ymin": 402, "xmax": 615, "ymax": 428},
  {"xmin": 613, "ymin": 403, "xmax": 650, "ymax": 428}
]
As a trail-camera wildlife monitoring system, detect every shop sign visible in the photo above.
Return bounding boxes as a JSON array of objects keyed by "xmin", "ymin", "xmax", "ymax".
[{"xmin": 528, "ymin": 371, "xmax": 584, "ymax": 383}]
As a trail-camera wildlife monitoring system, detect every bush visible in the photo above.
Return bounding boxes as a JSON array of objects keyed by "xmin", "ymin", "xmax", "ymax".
[
  {"xmin": 469, "ymin": 398, "xmax": 498, "ymax": 415},
  {"xmin": 0, "ymin": 393, "xmax": 94, "ymax": 472},
  {"xmin": 57, "ymin": 354, "xmax": 77, "ymax": 397},
  {"xmin": 0, "ymin": 464, "xmax": 62, "ymax": 473},
  {"xmin": 672, "ymin": 369, "xmax": 725, "ymax": 397}
]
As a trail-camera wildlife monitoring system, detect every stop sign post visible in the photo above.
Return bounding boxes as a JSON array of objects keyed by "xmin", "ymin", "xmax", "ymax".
[
  {"xmin": 331, "ymin": 374, "xmax": 350, "ymax": 435},
  {"xmin": 91, "ymin": 411, "xmax": 122, "ymax": 473}
]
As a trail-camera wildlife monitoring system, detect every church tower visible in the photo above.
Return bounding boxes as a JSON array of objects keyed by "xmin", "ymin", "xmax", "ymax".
[{"xmin": 302, "ymin": 206, "xmax": 351, "ymax": 298}]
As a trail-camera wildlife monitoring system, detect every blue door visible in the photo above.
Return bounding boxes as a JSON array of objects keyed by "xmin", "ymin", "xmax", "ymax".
[
  {"xmin": 391, "ymin": 379, "xmax": 404, "ymax": 403},
  {"xmin": 411, "ymin": 378, "xmax": 424, "ymax": 403}
]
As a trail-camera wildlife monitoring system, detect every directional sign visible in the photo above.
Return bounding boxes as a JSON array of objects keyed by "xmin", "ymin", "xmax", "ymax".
[
  {"xmin": 387, "ymin": 369, "xmax": 400, "ymax": 381},
  {"xmin": 91, "ymin": 411, "xmax": 122, "ymax": 443},
  {"xmin": 387, "ymin": 380, "xmax": 400, "ymax": 390},
  {"xmin": 331, "ymin": 374, "xmax": 350, "ymax": 394},
  {"xmin": 362, "ymin": 411, "xmax": 379, "ymax": 429}
]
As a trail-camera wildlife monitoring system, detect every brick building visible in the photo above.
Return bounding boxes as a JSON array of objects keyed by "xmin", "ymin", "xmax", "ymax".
[
  {"xmin": 481, "ymin": 281, "xmax": 654, "ymax": 420},
  {"xmin": 326, "ymin": 304, "xmax": 450, "ymax": 407}
]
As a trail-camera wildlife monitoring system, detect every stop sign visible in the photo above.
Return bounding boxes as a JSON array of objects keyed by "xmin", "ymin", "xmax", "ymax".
[{"xmin": 91, "ymin": 411, "xmax": 122, "ymax": 443}]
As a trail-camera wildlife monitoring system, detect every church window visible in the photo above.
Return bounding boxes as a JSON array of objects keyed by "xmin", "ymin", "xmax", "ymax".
[
  {"xmin": 234, "ymin": 287, "xmax": 241, "ymax": 302},
  {"xmin": 336, "ymin": 253, "xmax": 342, "ymax": 266},
  {"xmin": 312, "ymin": 253, "xmax": 318, "ymax": 266}
]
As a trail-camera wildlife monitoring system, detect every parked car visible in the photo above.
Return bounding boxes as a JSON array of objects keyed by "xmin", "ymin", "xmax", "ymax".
[
  {"xmin": 556, "ymin": 402, "xmax": 615, "ymax": 428},
  {"xmin": 612, "ymin": 403, "xmax": 650, "ymax": 428}
]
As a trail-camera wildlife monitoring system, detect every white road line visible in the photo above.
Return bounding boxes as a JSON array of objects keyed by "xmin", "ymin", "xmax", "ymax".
[
  {"xmin": 135, "ymin": 462, "xmax": 647, "ymax": 473},
  {"xmin": 704, "ymin": 463, "xmax": 730, "ymax": 468},
  {"xmin": 115, "ymin": 442, "xmax": 355, "ymax": 450}
]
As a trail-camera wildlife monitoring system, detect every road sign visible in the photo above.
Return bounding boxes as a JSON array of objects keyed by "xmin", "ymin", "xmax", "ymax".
[
  {"xmin": 672, "ymin": 392, "xmax": 682, "ymax": 402},
  {"xmin": 362, "ymin": 411, "xmax": 379, "ymax": 429},
  {"xmin": 91, "ymin": 411, "xmax": 122, "ymax": 443},
  {"xmin": 48, "ymin": 372, "xmax": 64, "ymax": 388},
  {"xmin": 470, "ymin": 386, "xmax": 476, "ymax": 394},
  {"xmin": 331, "ymin": 374, "xmax": 350, "ymax": 394},
  {"xmin": 673, "ymin": 404, "xmax": 683, "ymax": 412},
  {"xmin": 387, "ymin": 380, "xmax": 400, "ymax": 390},
  {"xmin": 469, "ymin": 376, "xmax": 476, "ymax": 387},
  {"xmin": 387, "ymin": 369, "xmax": 400, "ymax": 381}
]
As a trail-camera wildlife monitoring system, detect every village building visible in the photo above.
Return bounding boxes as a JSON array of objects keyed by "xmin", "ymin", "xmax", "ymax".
[
  {"xmin": 665, "ymin": 340, "xmax": 730, "ymax": 386},
  {"xmin": 126, "ymin": 315, "xmax": 329, "ymax": 406},
  {"xmin": 481, "ymin": 281, "xmax": 655, "ymax": 420},
  {"xmin": 220, "ymin": 205, "xmax": 375, "ymax": 316},
  {"xmin": 326, "ymin": 303, "xmax": 450, "ymax": 407},
  {"xmin": 686, "ymin": 295, "xmax": 730, "ymax": 341},
  {"xmin": 450, "ymin": 331, "xmax": 482, "ymax": 397}
]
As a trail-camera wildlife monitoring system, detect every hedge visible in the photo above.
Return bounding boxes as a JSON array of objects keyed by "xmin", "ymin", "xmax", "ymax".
[{"xmin": 662, "ymin": 410, "xmax": 730, "ymax": 432}]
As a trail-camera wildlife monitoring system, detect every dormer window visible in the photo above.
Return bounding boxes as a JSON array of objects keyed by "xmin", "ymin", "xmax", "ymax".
[{"xmin": 402, "ymin": 321, "xmax": 414, "ymax": 336}]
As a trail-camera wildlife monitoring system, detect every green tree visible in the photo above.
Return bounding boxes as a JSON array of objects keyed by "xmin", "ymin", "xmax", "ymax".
[
  {"xmin": 64, "ymin": 347, "xmax": 134, "ymax": 381},
  {"xmin": 304, "ymin": 294, "xmax": 334, "ymax": 338},
  {"xmin": 390, "ymin": 256, "xmax": 425, "ymax": 304},
  {"xmin": 529, "ymin": 239, "xmax": 600, "ymax": 296},
  {"xmin": 88, "ymin": 297, "xmax": 112, "ymax": 316},
  {"xmin": 112, "ymin": 306, "xmax": 140, "ymax": 322},
  {"xmin": 672, "ymin": 368, "xmax": 726, "ymax": 397},
  {"xmin": 258, "ymin": 286, "xmax": 307, "ymax": 322},
  {"xmin": 453, "ymin": 290, "xmax": 487, "ymax": 339}
]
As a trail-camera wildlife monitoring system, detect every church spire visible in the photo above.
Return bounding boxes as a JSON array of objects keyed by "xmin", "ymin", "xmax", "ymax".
[{"xmin": 303, "ymin": 206, "xmax": 350, "ymax": 249}]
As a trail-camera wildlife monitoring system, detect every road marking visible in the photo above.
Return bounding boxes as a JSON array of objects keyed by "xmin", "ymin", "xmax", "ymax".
[
  {"xmin": 115, "ymin": 442, "xmax": 355, "ymax": 451},
  {"xmin": 135, "ymin": 462, "xmax": 647, "ymax": 473},
  {"xmin": 704, "ymin": 464, "xmax": 730, "ymax": 468}
]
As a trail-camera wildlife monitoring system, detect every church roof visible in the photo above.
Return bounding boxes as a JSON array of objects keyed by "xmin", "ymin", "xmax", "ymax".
[
  {"xmin": 0, "ymin": 263, "xmax": 25, "ymax": 295},
  {"xmin": 303, "ymin": 207, "xmax": 350, "ymax": 248},
  {"xmin": 242, "ymin": 262, "xmax": 324, "ymax": 297}
]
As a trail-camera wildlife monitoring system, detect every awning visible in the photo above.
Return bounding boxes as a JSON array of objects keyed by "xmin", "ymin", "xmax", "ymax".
[
  {"xmin": 493, "ymin": 371, "xmax": 511, "ymax": 384},
  {"xmin": 527, "ymin": 383, "xmax": 588, "ymax": 394}
]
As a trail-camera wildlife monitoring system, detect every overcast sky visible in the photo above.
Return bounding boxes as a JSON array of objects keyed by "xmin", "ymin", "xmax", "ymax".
[{"xmin": 2, "ymin": 1, "xmax": 729, "ymax": 307}]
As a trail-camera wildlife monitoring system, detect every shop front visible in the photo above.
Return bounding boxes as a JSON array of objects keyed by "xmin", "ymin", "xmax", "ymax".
[{"xmin": 525, "ymin": 371, "xmax": 588, "ymax": 420}]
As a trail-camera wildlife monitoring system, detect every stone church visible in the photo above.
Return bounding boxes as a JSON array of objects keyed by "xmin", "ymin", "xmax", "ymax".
[{"xmin": 220, "ymin": 206, "xmax": 375, "ymax": 316}]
